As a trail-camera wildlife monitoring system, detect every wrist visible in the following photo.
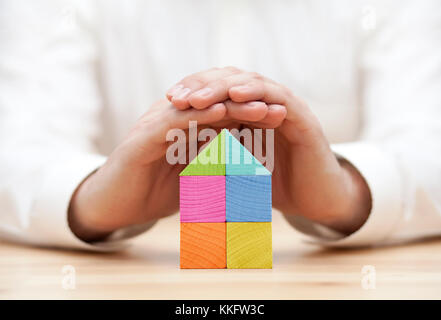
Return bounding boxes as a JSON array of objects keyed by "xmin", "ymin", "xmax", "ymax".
[
  {"xmin": 321, "ymin": 158, "xmax": 372, "ymax": 234},
  {"xmin": 68, "ymin": 171, "xmax": 116, "ymax": 242}
]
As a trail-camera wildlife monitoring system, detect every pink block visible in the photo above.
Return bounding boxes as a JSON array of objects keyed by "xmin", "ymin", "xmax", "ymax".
[{"xmin": 180, "ymin": 176, "xmax": 226, "ymax": 222}]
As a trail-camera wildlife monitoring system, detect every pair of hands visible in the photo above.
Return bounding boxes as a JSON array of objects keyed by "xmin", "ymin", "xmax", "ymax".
[{"xmin": 69, "ymin": 67, "xmax": 371, "ymax": 242}]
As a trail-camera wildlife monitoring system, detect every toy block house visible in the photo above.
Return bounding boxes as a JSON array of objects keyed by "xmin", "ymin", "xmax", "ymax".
[{"xmin": 179, "ymin": 129, "xmax": 272, "ymax": 269}]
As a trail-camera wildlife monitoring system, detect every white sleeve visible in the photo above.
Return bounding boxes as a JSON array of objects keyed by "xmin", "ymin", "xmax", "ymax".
[
  {"xmin": 0, "ymin": 0, "xmax": 153, "ymax": 251},
  {"xmin": 285, "ymin": 1, "xmax": 441, "ymax": 247}
]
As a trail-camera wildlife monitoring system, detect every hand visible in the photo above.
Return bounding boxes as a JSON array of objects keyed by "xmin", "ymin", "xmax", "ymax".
[
  {"xmin": 167, "ymin": 67, "xmax": 372, "ymax": 234},
  {"xmin": 68, "ymin": 97, "xmax": 279, "ymax": 241}
]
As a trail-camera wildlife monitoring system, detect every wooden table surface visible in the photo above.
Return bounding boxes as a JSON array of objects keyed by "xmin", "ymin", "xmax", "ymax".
[{"xmin": 1, "ymin": 211, "xmax": 441, "ymax": 300}]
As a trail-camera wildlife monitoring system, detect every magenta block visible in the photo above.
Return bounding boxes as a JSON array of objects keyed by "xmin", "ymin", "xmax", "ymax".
[{"xmin": 180, "ymin": 176, "xmax": 226, "ymax": 222}]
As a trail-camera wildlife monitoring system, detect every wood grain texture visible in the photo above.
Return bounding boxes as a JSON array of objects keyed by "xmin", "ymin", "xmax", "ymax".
[
  {"xmin": 225, "ymin": 130, "xmax": 271, "ymax": 175},
  {"xmin": 2, "ymin": 211, "xmax": 441, "ymax": 299},
  {"xmin": 180, "ymin": 223, "xmax": 226, "ymax": 269},
  {"xmin": 227, "ymin": 222, "xmax": 272, "ymax": 269},
  {"xmin": 180, "ymin": 176, "xmax": 225, "ymax": 222},
  {"xmin": 226, "ymin": 175, "xmax": 272, "ymax": 222},
  {"xmin": 179, "ymin": 130, "xmax": 225, "ymax": 176}
]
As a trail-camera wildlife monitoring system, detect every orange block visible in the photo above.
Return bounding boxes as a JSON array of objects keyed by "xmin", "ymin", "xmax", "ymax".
[{"xmin": 180, "ymin": 223, "xmax": 226, "ymax": 269}]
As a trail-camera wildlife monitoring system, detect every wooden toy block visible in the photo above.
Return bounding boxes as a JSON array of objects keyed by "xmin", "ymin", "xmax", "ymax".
[
  {"xmin": 225, "ymin": 130, "xmax": 271, "ymax": 175},
  {"xmin": 180, "ymin": 176, "xmax": 226, "ymax": 222},
  {"xmin": 179, "ymin": 130, "xmax": 225, "ymax": 176},
  {"xmin": 180, "ymin": 223, "xmax": 226, "ymax": 269},
  {"xmin": 226, "ymin": 222, "xmax": 272, "ymax": 269},
  {"xmin": 179, "ymin": 129, "xmax": 274, "ymax": 269},
  {"xmin": 226, "ymin": 175, "xmax": 272, "ymax": 222}
]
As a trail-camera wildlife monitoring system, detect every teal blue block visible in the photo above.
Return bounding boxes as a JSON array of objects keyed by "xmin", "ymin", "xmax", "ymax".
[
  {"xmin": 225, "ymin": 130, "xmax": 271, "ymax": 176},
  {"xmin": 226, "ymin": 176, "xmax": 272, "ymax": 222}
]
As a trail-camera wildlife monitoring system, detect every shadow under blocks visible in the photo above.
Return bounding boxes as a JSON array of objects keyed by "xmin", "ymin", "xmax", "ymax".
[{"xmin": 179, "ymin": 129, "xmax": 272, "ymax": 269}]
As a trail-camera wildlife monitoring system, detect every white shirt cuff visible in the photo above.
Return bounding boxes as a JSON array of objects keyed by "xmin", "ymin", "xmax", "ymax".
[
  {"xmin": 31, "ymin": 153, "xmax": 155, "ymax": 251},
  {"xmin": 285, "ymin": 142, "xmax": 404, "ymax": 247}
]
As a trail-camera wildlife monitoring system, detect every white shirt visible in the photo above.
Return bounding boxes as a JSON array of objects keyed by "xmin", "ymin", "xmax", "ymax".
[{"xmin": 1, "ymin": 0, "xmax": 441, "ymax": 250}]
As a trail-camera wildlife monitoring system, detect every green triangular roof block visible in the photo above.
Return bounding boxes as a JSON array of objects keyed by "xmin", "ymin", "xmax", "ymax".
[
  {"xmin": 225, "ymin": 130, "xmax": 271, "ymax": 175},
  {"xmin": 179, "ymin": 130, "xmax": 225, "ymax": 176}
]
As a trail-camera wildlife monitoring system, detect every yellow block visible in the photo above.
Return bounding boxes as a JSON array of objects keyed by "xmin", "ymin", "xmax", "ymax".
[{"xmin": 226, "ymin": 222, "xmax": 272, "ymax": 269}]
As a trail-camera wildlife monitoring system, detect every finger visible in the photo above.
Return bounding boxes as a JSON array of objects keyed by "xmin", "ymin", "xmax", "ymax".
[
  {"xmin": 230, "ymin": 82, "xmax": 311, "ymax": 128},
  {"xmin": 188, "ymin": 73, "xmax": 261, "ymax": 109},
  {"xmin": 209, "ymin": 119, "xmax": 242, "ymax": 129},
  {"xmin": 224, "ymin": 100, "xmax": 269, "ymax": 122},
  {"xmin": 168, "ymin": 103, "xmax": 227, "ymax": 130},
  {"xmin": 154, "ymin": 103, "xmax": 227, "ymax": 143},
  {"xmin": 233, "ymin": 85, "xmax": 321, "ymax": 146},
  {"xmin": 166, "ymin": 68, "xmax": 220, "ymax": 101},
  {"xmin": 229, "ymin": 81, "xmax": 288, "ymax": 105},
  {"xmin": 228, "ymin": 104, "xmax": 287, "ymax": 129},
  {"xmin": 167, "ymin": 67, "xmax": 241, "ymax": 110},
  {"xmin": 246, "ymin": 104, "xmax": 287, "ymax": 128}
]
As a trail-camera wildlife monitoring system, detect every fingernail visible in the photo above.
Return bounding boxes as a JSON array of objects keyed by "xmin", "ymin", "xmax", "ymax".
[
  {"xmin": 167, "ymin": 84, "xmax": 184, "ymax": 96},
  {"xmin": 210, "ymin": 102, "xmax": 225, "ymax": 109},
  {"xmin": 269, "ymin": 105, "xmax": 286, "ymax": 111},
  {"xmin": 174, "ymin": 87, "xmax": 191, "ymax": 100},
  {"xmin": 192, "ymin": 87, "xmax": 214, "ymax": 98},
  {"xmin": 231, "ymin": 85, "xmax": 250, "ymax": 92},
  {"xmin": 248, "ymin": 101, "xmax": 264, "ymax": 107}
]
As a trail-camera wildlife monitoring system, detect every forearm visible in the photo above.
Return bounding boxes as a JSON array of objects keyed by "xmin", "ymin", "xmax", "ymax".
[
  {"xmin": 68, "ymin": 170, "xmax": 114, "ymax": 243},
  {"xmin": 67, "ymin": 155, "xmax": 164, "ymax": 242},
  {"xmin": 277, "ymin": 147, "xmax": 372, "ymax": 236},
  {"xmin": 321, "ymin": 158, "xmax": 372, "ymax": 235}
]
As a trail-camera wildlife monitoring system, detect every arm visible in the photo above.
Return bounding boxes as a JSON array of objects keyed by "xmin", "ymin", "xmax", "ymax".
[
  {"xmin": 165, "ymin": 0, "xmax": 441, "ymax": 246},
  {"xmin": 0, "ymin": 2, "xmax": 283, "ymax": 249},
  {"xmin": 0, "ymin": 0, "xmax": 111, "ymax": 249},
  {"xmin": 0, "ymin": 1, "xmax": 236, "ymax": 248},
  {"xmin": 166, "ymin": 66, "xmax": 372, "ymax": 235},
  {"xmin": 310, "ymin": 0, "xmax": 441, "ymax": 246}
]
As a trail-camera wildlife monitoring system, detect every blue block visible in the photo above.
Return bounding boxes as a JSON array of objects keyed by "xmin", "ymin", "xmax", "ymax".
[
  {"xmin": 226, "ymin": 176, "xmax": 272, "ymax": 222},
  {"xmin": 225, "ymin": 130, "xmax": 271, "ymax": 175}
]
